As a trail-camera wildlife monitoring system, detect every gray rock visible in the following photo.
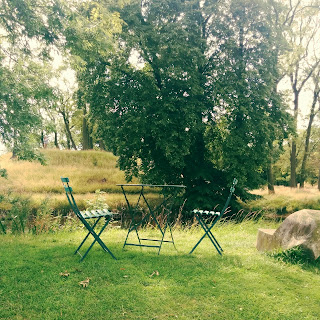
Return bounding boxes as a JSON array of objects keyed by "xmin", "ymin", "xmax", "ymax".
[{"xmin": 256, "ymin": 209, "xmax": 320, "ymax": 259}]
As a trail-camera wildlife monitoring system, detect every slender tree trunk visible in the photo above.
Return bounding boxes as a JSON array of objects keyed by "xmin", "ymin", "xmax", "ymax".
[
  {"xmin": 41, "ymin": 131, "xmax": 45, "ymax": 148},
  {"xmin": 290, "ymin": 141, "xmax": 297, "ymax": 187},
  {"xmin": 290, "ymin": 90, "xmax": 299, "ymax": 188},
  {"xmin": 267, "ymin": 142, "xmax": 275, "ymax": 194},
  {"xmin": 54, "ymin": 131, "xmax": 59, "ymax": 149},
  {"xmin": 61, "ymin": 111, "xmax": 77, "ymax": 150},
  {"xmin": 99, "ymin": 140, "xmax": 106, "ymax": 151},
  {"xmin": 82, "ymin": 106, "xmax": 93, "ymax": 150},
  {"xmin": 300, "ymin": 112, "xmax": 316, "ymax": 188},
  {"xmin": 267, "ymin": 162, "xmax": 275, "ymax": 194},
  {"xmin": 66, "ymin": 131, "xmax": 71, "ymax": 149},
  {"xmin": 11, "ymin": 130, "xmax": 17, "ymax": 159}
]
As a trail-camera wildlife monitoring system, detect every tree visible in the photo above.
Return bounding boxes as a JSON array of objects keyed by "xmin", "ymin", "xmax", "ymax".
[
  {"xmin": 0, "ymin": 0, "xmax": 64, "ymax": 160},
  {"xmin": 0, "ymin": 57, "xmax": 53, "ymax": 162},
  {"xmin": 299, "ymin": 67, "xmax": 320, "ymax": 187},
  {"xmin": 62, "ymin": 0, "xmax": 124, "ymax": 150},
  {"xmin": 89, "ymin": 0, "xmax": 289, "ymax": 208},
  {"xmin": 275, "ymin": 0, "xmax": 320, "ymax": 187}
]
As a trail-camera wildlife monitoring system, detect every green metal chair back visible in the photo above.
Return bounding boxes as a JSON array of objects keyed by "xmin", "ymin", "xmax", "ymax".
[{"xmin": 61, "ymin": 177, "xmax": 82, "ymax": 218}]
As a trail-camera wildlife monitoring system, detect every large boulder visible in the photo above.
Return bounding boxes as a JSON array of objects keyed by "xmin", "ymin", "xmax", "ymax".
[{"xmin": 256, "ymin": 209, "xmax": 320, "ymax": 259}]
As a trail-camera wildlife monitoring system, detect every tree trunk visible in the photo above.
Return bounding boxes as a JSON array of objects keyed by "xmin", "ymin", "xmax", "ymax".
[
  {"xmin": 61, "ymin": 111, "xmax": 77, "ymax": 150},
  {"xmin": 99, "ymin": 140, "xmax": 106, "ymax": 151},
  {"xmin": 65, "ymin": 129, "xmax": 71, "ymax": 149},
  {"xmin": 54, "ymin": 131, "xmax": 59, "ymax": 149},
  {"xmin": 11, "ymin": 130, "xmax": 17, "ymax": 159},
  {"xmin": 290, "ymin": 90, "xmax": 299, "ymax": 188},
  {"xmin": 267, "ymin": 162, "xmax": 275, "ymax": 194},
  {"xmin": 300, "ymin": 112, "xmax": 316, "ymax": 188},
  {"xmin": 318, "ymin": 168, "xmax": 320, "ymax": 191},
  {"xmin": 290, "ymin": 141, "xmax": 297, "ymax": 187},
  {"xmin": 82, "ymin": 106, "xmax": 93, "ymax": 150},
  {"xmin": 41, "ymin": 131, "xmax": 45, "ymax": 148}
]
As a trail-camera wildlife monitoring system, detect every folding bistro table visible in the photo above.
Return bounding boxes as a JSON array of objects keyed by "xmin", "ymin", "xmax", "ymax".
[{"xmin": 118, "ymin": 184, "xmax": 185, "ymax": 254}]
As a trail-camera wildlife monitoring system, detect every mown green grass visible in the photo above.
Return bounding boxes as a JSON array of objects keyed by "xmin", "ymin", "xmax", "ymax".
[{"xmin": 1, "ymin": 220, "xmax": 320, "ymax": 320}]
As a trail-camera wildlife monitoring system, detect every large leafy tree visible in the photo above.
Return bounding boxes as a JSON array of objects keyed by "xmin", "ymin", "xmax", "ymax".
[{"xmin": 89, "ymin": 0, "xmax": 290, "ymax": 208}]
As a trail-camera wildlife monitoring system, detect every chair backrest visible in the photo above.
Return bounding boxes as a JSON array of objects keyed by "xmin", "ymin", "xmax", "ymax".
[
  {"xmin": 219, "ymin": 178, "xmax": 238, "ymax": 217},
  {"xmin": 61, "ymin": 177, "xmax": 81, "ymax": 218}
]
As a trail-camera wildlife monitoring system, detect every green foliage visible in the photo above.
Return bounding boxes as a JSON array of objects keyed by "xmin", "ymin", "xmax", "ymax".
[
  {"xmin": 0, "ymin": 0, "xmax": 64, "ymax": 45},
  {"xmin": 0, "ymin": 168, "xmax": 7, "ymax": 179},
  {"xmin": 0, "ymin": 191, "xmax": 81, "ymax": 234},
  {"xmin": 0, "ymin": 192, "xmax": 32, "ymax": 234},
  {"xmin": 85, "ymin": 190, "xmax": 110, "ymax": 211},
  {"xmin": 269, "ymin": 246, "xmax": 319, "ymax": 268}
]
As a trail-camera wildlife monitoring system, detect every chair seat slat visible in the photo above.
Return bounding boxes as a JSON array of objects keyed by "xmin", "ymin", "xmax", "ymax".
[{"xmin": 193, "ymin": 209, "xmax": 220, "ymax": 216}]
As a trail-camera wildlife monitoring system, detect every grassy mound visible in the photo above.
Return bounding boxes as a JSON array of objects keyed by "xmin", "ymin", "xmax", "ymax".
[{"xmin": 0, "ymin": 149, "xmax": 128, "ymax": 194}]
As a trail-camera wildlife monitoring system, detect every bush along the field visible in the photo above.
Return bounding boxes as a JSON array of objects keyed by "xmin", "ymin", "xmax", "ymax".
[
  {"xmin": 268, "ymin": 246, "xmax": 320, "ymax": 268},
  {"xmin": 0, "ymin": 192, "xmax": 32, "ymax": 234},
  {"xmin": 0, "ymin": 193, "xmax": 81, "ymax": 234}
]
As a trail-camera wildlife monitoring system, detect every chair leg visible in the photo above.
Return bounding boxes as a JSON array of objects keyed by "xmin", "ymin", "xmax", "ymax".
[
  {"xmin": 75, "ymin": 218, "xmax": 101, "ymax": 255},
  {"xmin": 78, "ymin": 217, "xmax": 117, "ymax": 261},
  {"xmin": 199, "ymin": 219, "xmax": 222, "ymax": 255},
  {"xmin": 189, "ymin": 215, "xmax": 222, "ymax": 255}
]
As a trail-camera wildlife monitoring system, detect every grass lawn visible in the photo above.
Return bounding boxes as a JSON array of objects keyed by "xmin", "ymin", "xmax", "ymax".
[{"xmin": 1, "ymin": 220, "xmax": 320, "ymax": 320}]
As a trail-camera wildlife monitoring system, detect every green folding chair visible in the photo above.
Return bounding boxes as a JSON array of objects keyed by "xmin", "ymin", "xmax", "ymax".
[
  {"xmin": 61, "ymin": 177, "xmax": 117, "ymax": 261},
  {"xmin": 189, "ymin": 178, "xmax": 238, "ymax": 255}
]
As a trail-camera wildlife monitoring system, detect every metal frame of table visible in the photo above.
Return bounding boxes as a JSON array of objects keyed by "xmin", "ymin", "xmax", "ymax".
[{"xmin": 117, "ymin": 184, "xmax": 185, "ymax": 254}]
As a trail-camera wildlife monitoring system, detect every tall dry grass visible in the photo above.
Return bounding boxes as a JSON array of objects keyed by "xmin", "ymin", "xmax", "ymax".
[
  {"xmin": 0, "ymin": 149, "xmax": 129, "ymax": 194},
  {"xmin": 247, "ymin": 185, "xmax": 320, "ymax": 217},
  {"xmin": 0, "ymin": 149, "xmax": 160, "ymax": 219}
]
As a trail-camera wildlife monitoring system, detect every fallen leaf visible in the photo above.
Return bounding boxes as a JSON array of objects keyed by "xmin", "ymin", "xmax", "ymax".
[
  {"xmin": 123, "ymin": 275, "xmax": 129, "ymax": 278},
  {"xmin": 149, "ymin": 270, "xmax": 160, "ymax": 277},
  {"xmin": 79, "ymin": 278, "xmax": 90, "ymax": 288},
  {"xmin": 120, "ymin": 268, "xmax": 125, "ymax": 270},
  {"xmin": 59, "ymin": 271, "xmax": 70, "ymax": 277}
]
